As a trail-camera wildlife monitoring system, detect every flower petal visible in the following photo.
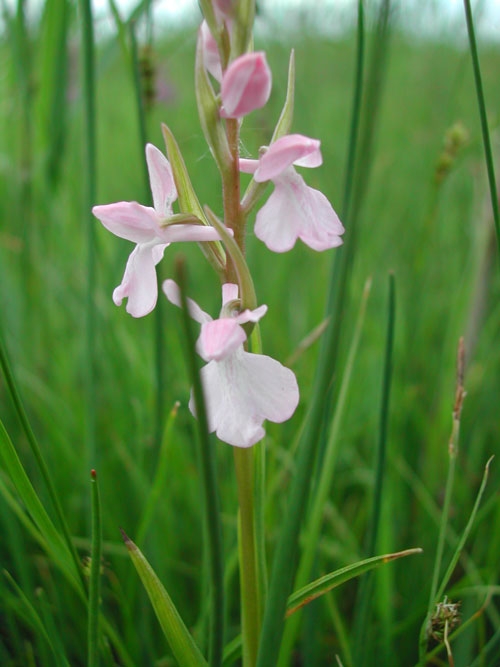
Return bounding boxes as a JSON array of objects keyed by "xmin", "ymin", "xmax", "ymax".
[
  {"xmin": 93, "ymin": 202, "xmax": 159, "ymax": 243},
  {"xmin": 254, "ymin": 173, "xmax": 304, "ymax": 252},
  {"xmin": 255, "ymin": 168, "xmax": 344, "ymax": 252},
  {"xmin": 189, "ymin": 350, "xmax": 299, "ymax": 447},
  {"xmin": 239, "ymin": 158, "xmax": 259, "ymax": 174},
  {"xmin": 190, "ymin": 356, "xmax": 265, "ymax": 447},
  {"xmin": 162, "ymin": 279, "xmax": 212, "ymax": 324},
  {"xmin": 198, "ymin": 319, "xmax": 246, "ymax": 361},
  {"xmin": 254, "ymin": 134, "xmax": 322, "ymax": 182},
  {"xmin": 222, "ymin": 283, "xmax": 239, "ymax": 304},
  {"xmin": 242, "ymin": 352, "xmax": 299, "ymax": 424},
  {"xmin": 234, "ymin": 304, "xmax": 268, "ymax": 325},
  {"xmin": 161, "ymin": 224, "xmax": 222, "ymax": 243},
  {"xmin": 296, "ymin": 185, "xmax": 345, "ymax": 251},
  {"xmin": 113, "ymin": 242, "xmax": 167, "ymax": 317},
  {"xmin": 146, "ymin": 144, "xmax": 177, "ymax": 216},
  {"xmin": 220, "ymin": 52, "xmax": 272, "ymax": 119}
]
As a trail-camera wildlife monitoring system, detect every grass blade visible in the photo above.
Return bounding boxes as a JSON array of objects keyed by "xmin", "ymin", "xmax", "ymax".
[
  {"xmin": 0, "ymin": 419, "xmax": 79, "ymax": 589},
  {"xmin": 0, "ymin": 332, "xmax": 84, "ymax": 588},
  {"xmin": 463, "ymin": 0, "xmax": 500, "ymax": 258},
  {"xmin": 121, "ymin": 530, "xmax": 208, "ymax": 667},
  {"xmin": 88, "ymin": 470, "xmax": 102, "ymax": 667},
  {"xmin": 176, "ymin": 259, "xmax": 225, "ymax": 667},
  {"xmin": 78, "ymin": 0, "xmax": 98, "ymax": 476},
  {"xmin": 352, "ymin": 272, "xmax": 396, "ymax": 665},
  {"xmin": 278, "ymin": 277, "xmax": 372, "ymax": 666},
  {"xmin": 287, "ymin": 548, "xmax": 422, "ymax": 618}
]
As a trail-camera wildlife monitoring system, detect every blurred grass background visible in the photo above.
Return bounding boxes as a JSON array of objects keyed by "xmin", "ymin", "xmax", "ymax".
[{"xmin": 1, "ymin": 0, "xmax": 499, "ymax": 664}]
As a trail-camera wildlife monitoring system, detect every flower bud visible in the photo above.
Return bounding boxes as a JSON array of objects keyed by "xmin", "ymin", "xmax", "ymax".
[
  {"xmin": 220, "ymin": 52, "xmax": 272, "ymax": 119},
  {"xmin": 199, "ymin": 20, "xmax": 222, "ymax": 82}
]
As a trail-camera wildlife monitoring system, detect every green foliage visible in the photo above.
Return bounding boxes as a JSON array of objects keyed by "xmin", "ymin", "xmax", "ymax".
[{"xmin": 0, "ymin": 2, "xmax": 499, "ymax": 665}]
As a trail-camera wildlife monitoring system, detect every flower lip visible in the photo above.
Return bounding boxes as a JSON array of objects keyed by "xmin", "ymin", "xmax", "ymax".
[{"xmin": 253, "ymin": 134, "xmax": 322, "ymax": 182}]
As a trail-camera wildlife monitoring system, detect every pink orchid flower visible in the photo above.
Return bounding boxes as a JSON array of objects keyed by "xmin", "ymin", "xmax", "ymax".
[
  {"xmin": 220, "ymin": 52, "xmax": 272, "ymax": 118},
  {"xmin": 163, "ymin": 280, "xmax": 299, "ymax": 447},
  {"xmin": 92, "ymin": 144, "xmax": 221, "ymax": 318},
  {"xmin": 240, "ymin": 134, "xmax": 345, "ymax": 252}
]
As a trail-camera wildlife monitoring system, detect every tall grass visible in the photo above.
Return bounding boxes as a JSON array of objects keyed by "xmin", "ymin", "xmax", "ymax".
[{"xmin": 0, "ymin": 1, "xmax": 499, "ymax": 665}]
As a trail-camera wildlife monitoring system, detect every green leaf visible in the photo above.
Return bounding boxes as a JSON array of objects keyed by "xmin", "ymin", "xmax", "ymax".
[
  {"xmin": 161, "ymin": 123, "xmax": 226, "ymax": 274},
  {"xmin": 35, "ymin": 0, "xmax": 70, "ymax": 183},
  {"xmin": 0, "ymin": 419, "xmax": 79, "ymax": 589},
  {"xmin": 122, "ymin": 531, "xmax": 208, "ymax": 667},
  {"xmin": 286, "ymin": 548, "xmax": 423, "ymax": 617},
  {"xmin": 271, "ymin": 49, "xmax": 295, "ymax": 143},
  {"xmin": 223, "ymin": 547, "xmax": 422, "ymax": 665},
  {"xmin": 242, "ymin": 50, "xmax": 295, "ymax": 216},
  {"xmin": 203, "ymin": 205, "xmax": 257, "ymax": 313},
  {"xmin": 232, "ymin": 0, "xmax": 255, "ymax": 58}
]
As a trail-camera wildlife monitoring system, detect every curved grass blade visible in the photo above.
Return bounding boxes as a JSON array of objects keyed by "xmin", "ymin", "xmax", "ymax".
[
  {"xmin": 121, "ymin": 530, "xmax": 208, "ymax": 667},
  {"xmin": 0, "ymin": 333, "xmax": 84, "ymax": 587},
  {"xmin": 0, "ymin": 419, "xmax": 80, "ymax": 589},
  {"xmin": 435, "ymin": 456, "xmax": 494, "ymax": 604},
  {"xmin": 222, "ymin": 548, "xmax": 422, "ymax": 666},
  {"xmin": 287, "ymin": 548, "xmax": 422, "ymax": 618}
]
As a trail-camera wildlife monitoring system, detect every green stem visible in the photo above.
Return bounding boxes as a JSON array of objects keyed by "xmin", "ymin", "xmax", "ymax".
[
  {"xmin": 463, "ymin": 0, "xmax": 500, "ymax": 259},
  {"xmin": 222, "ymin": 118, "xmax": 244, "ymax": 284},
  {"xmin": 233, "ymin": 447, "xmax": 261, "ymax": 667},
  {"xmin": 88, "ymin": 470, "xmax": 102, "ymax": 667}
]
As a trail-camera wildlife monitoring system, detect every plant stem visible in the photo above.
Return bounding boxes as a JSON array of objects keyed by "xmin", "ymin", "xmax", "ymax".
[
  {"xmin": 221, "ymin": 112, "xmax": 261, "ymax": 666},
  {"xmin": 223, "ymin": 118, "xmax": 244, "ymax": 284},
  {"xmin": 233, "ymin": 447, "xmax": 261, "ymax": 667}
]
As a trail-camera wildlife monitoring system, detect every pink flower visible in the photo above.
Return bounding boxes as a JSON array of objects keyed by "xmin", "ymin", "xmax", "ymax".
[
  {"xmin": 220, "ymin": 52, "xmax": 272, "ymax": 119},
  {"xmin": 93, "ymin": 144, "xmax": 221, "ymax": 318},
  {"xmin": 163, "ymin": 280, "xmax": 299, "ymax": 447},
  {"xmin": 240, "ymin": 134, "xmax": 345, "ymax": 252}
]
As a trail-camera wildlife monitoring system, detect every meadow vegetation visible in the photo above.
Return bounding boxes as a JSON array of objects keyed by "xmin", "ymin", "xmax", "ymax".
[{"xmin": 0, "ymin": 1, "xmax": 499, "ymax": 665}]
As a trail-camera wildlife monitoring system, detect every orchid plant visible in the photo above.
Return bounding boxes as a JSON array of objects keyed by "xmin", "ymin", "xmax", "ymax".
[{"xmin": 91, "ymin": 1, "xmax": 352, "ymax": 665}]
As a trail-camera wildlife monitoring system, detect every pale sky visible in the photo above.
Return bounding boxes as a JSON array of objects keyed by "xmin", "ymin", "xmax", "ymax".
[{"xmin": 89, "ymin": 0, "xmax": 500, "ymax": 41}]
